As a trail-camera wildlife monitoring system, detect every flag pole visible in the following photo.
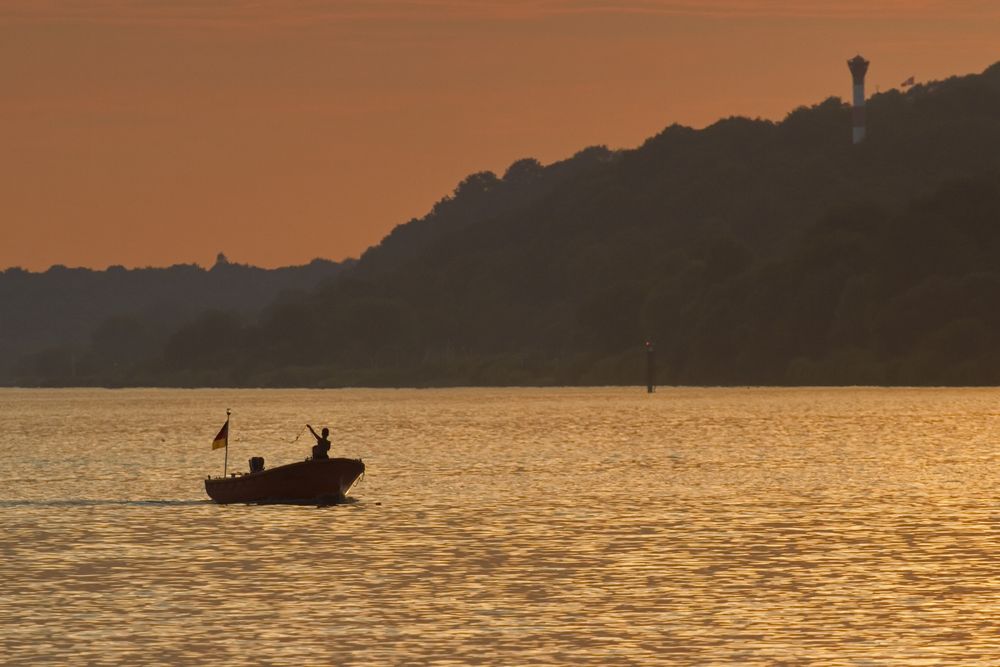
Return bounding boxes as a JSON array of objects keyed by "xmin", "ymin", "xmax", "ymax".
[{"xmin": 223, "ymin": 408, "xmax": 231, "ymax": 478}]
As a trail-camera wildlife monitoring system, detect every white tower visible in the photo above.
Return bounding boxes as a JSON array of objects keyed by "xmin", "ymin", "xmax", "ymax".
[{"xmin": 848, "ymin": 55, "xmax": 870, "ymax": 144}]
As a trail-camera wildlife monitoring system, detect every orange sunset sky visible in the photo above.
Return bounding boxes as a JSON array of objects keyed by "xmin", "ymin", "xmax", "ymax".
[{"xmin": 2, "ymin": 1, "xmax": 998, "ymax": 271}]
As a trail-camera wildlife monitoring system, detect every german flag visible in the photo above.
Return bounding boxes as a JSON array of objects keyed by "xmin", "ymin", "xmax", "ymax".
[{"xmin": 212, "ymin": 419, "xmax": 229, "ymax": 450}]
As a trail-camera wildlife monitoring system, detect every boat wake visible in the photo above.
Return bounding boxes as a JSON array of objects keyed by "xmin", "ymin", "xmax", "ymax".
[{"xmin": 0, "ymin": 499, "xmax": 212, "ymax": 508}]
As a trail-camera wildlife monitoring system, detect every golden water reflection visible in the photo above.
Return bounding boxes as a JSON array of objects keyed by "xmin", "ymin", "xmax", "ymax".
[{"xmin": 1, "ymin": 388, "xmax": 998, "ymax": 664}]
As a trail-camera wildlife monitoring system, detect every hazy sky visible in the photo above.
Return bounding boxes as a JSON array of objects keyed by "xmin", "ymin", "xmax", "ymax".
[{"xmin": 2, "ymin": 1, "xmax": 998, "ymax": 270}]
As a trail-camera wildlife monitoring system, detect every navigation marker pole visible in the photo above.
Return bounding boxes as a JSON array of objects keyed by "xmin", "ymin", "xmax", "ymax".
[{"xmin": 645, "ymin": 341, "xmax": 656, "ymax": 393}]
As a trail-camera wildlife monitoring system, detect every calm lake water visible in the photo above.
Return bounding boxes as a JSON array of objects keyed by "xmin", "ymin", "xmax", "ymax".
[{"xmin": 2, "ymin": 387, "xmax": 998, "ymax": 665}]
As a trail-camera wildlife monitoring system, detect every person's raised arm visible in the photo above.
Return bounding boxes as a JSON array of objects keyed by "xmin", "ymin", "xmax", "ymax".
[{"xmin": 307, "ymin": 424, "xmax": 320, "ymax": 441}]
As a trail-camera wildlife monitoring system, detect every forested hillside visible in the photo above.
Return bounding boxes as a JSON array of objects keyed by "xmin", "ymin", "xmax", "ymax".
[
  {"xmin": 9, "ymin": 61, "xmax": 1000, "ymax": 387},
  {"xmin": 1, "ymin": 256, "xmax": 345, "ymax": 384}
]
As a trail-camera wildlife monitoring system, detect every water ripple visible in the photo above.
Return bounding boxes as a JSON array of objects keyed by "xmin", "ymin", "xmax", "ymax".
[{"xmin": 1, "ymin": 387, "xmax": 999, "ymax": 665}]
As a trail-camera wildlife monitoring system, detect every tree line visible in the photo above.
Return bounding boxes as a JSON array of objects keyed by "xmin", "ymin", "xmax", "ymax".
[{"xmin": 8, "ymin": 61, "xmax": 1000, "ymax": 387}]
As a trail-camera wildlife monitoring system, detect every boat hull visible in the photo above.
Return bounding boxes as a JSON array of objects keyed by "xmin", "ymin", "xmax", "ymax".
[{"xmin": 205, "ymin": 458, "xmax": 365, "ymax": 504}]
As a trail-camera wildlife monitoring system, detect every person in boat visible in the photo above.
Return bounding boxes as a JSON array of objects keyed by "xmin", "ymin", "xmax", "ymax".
[{"xmin": 307, "ymin": 424, "xmax": 331, "ymax": 460}]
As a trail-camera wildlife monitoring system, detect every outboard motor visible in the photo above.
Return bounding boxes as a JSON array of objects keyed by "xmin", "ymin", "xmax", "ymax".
[{"xmin": 248, "ymin": 456, "xmax": 265, "ymax": 473}]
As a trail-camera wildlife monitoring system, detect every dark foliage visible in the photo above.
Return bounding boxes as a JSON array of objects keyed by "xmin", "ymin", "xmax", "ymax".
[
  {"xmin": 10, "ymin": 62, "xmax": 1000, "ymax": 386},
  {"xmin": 3, "ymin": 257, "xmax": 346, "ymax": 385}
]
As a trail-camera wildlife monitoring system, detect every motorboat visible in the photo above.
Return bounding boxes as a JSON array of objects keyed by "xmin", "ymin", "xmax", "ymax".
[{"xmin": 205, "ymin": 457, "xmax": 365, "ymax": 505}]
